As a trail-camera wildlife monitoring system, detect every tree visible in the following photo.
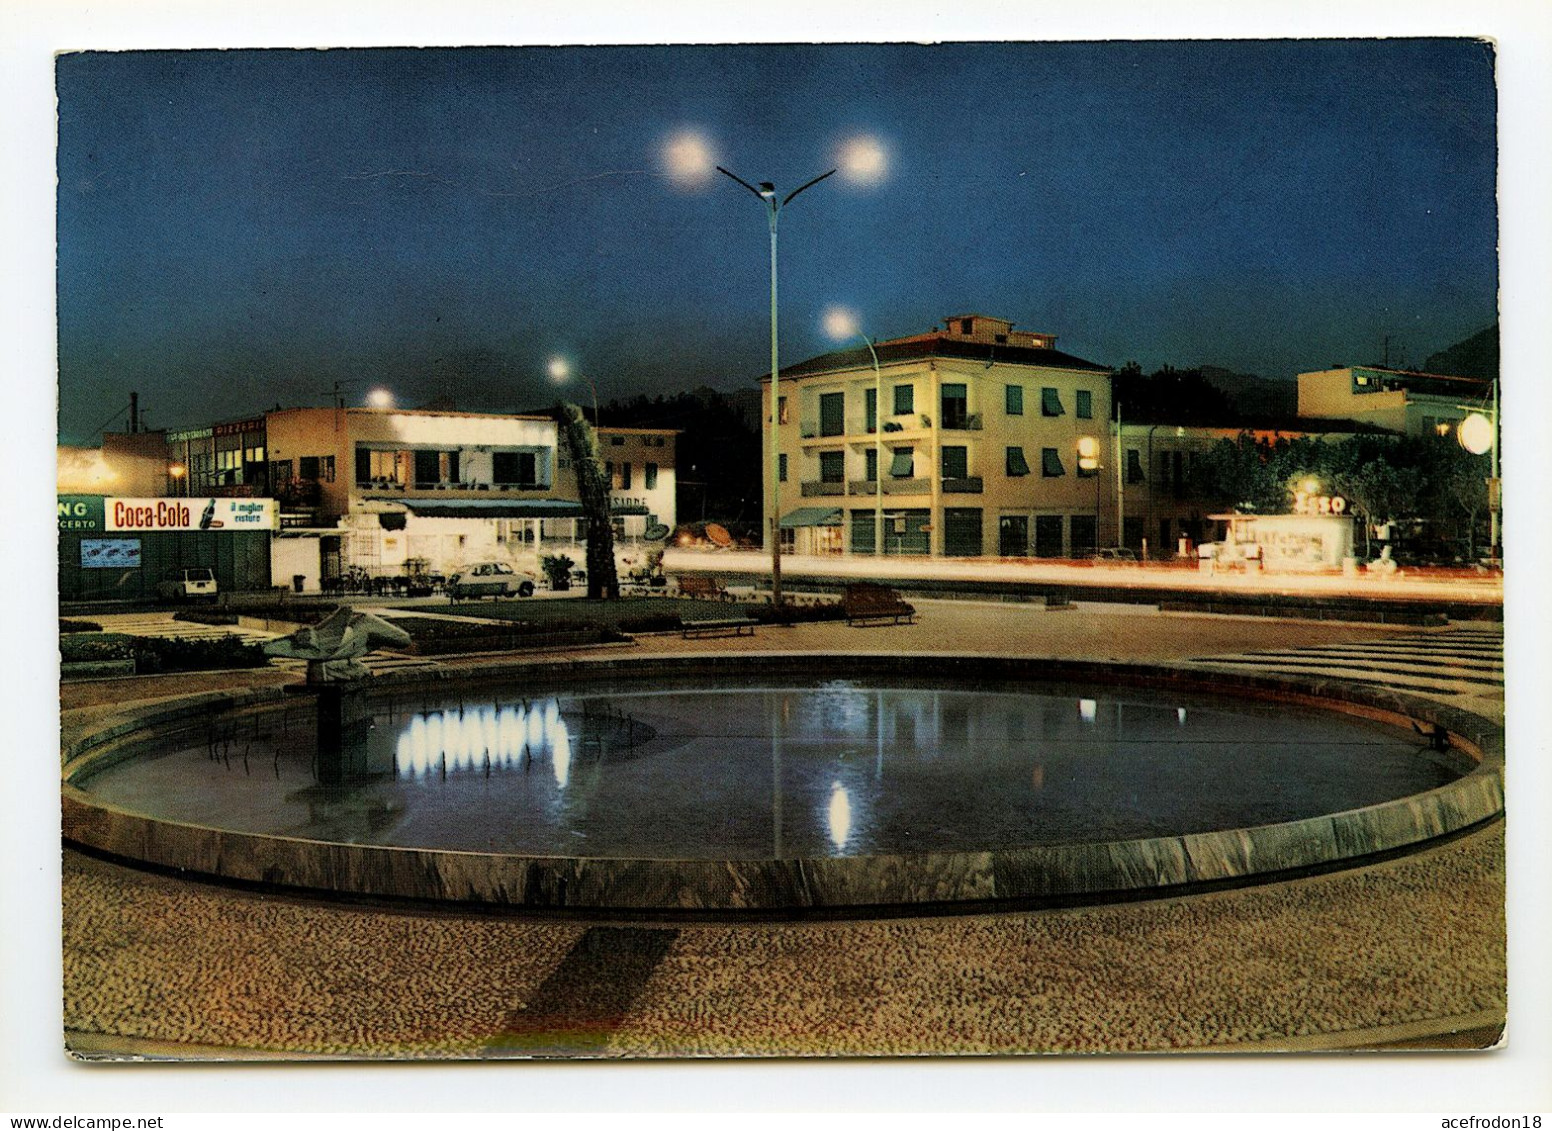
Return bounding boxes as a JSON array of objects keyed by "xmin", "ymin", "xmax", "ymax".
[{"xmin": 556, "ymin": 402, "xmax": 620, "ymax": 600}]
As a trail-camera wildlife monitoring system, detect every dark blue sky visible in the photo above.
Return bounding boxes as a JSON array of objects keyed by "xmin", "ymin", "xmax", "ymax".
[{"xmin": 56, "ymin": 41, "xmax": 1497, "ymax": 443}]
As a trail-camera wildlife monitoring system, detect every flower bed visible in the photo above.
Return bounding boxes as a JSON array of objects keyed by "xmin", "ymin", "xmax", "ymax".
[
  {"xmin": 59, "ymin": 632, "xmax": 270, "ymax": 674},
  {"xmin": 385, "ymin": 616, "xmax": 622, "ymax": 656}
]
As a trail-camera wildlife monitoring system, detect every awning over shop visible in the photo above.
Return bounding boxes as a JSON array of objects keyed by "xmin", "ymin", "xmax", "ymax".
[
  {"xmin": 779, "ymin": 506, "xmax": 843, "ymax": 528},
  {"xmin": 402, "ymin": 499, "xmax": 585, "ymax": 519}
]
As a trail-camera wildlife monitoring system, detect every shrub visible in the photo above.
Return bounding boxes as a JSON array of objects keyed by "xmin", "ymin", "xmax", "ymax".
[
  {"xmin": 616, "ymin": 613, "xmax": 684, "ymax": 634},
  {"xmin": 59, "ymin": 619, "xmax": 103, "ymax": 634},
  {"xmin": 129, "ymin": 636, "xmax": 271, "ymax": 673},
  {"xmin": 173, "ymin": 609, "xmax": 240, "ymax": 626},
  {"xmin": 60, "ymin": 633, "xmax": 133, "ymax": 663}
]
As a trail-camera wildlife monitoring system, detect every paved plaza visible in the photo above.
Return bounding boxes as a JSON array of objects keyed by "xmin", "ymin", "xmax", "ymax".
[{"xmin": 60, "ymin": 601, "xmax": 1507, "ymax": 1058}]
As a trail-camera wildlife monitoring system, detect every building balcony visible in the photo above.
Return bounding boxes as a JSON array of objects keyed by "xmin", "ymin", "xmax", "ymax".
[
  {"xmin": 848, "ymin": 477, "xmax": 932, "ymax": 496},
  {"xmin": 941, "ymin": 412, "xmax": 983, "ymax": 432},
  {"xmin": 357, "ymin": 480, "xmax": 553, "ymax": 498},
  {"xmin": 943, "ymin": 476, "xmax": 984, "ymax": 494},
  {"xmin": 800, "ymin": 480, "xmax": 847, "ymax": 497}
]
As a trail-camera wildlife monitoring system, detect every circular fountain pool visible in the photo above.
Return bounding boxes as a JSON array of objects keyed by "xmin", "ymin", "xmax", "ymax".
[{"xmin": 61, "ymin": 656, "xmax": 1504, "ymax": 912}]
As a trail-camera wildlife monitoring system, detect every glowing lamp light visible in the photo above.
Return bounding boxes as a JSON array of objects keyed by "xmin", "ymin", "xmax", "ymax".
[
  {"xmin": 1079, "ymin": 698, "xmax": 1097, "ymax": 723},
  {"xmin": 663, "ymin": 130, "xmax": 716, "ymax": 188},
  {"xmin": 547, "ymin": 357, "xmax": 571, "ymax": 384},
  {"xmin": 1299, "ymin": 477, "xmax": 1320, "ymax": 495},
  {"xmin": 167, "ymin": 463, "xmax": 186, "ymax": 479},
  {"xmin": 1457, "ymin": 412, "xmax": 1494, "ymax": 455},
  {"xmin": 366, "ymin": 388, "xmax": 395, "ymax": 409},
  {"xmin": 823, "ymin": 306, "xmax": 859, "ymax": 341},
  {"xmin": 837, "ymin": 135, "xmax": 888, "ymax": 186}
]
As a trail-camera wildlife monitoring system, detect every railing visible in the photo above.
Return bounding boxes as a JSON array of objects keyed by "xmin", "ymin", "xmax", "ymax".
[
  {"xmin": 801, "ymin": 480, "xmax": 847, "ymax": 497},
  {"xmin": 941, "ymin": 412, "xmax": 983, "ymax": 431},
  {"xmin": 848, "ymin": 477, "xmax": 932, "ymax": 495},
  {"xmin": 943, "ymin": 476, "xmax": 984, "ymax": 494}
]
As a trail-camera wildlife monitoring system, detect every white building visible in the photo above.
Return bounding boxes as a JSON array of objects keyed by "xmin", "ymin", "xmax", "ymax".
[{"xmin": 263, "ymin": 406, "xmax": 675, "ymax": 590}]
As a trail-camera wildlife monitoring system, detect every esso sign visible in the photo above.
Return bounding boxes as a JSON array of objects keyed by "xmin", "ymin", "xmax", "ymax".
[{"xmin": 1294, "ymin": 490, "xmax": 1347, "ymax": 516}]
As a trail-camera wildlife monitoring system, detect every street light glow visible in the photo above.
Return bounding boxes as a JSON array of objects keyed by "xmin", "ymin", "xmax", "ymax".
[
  {"xmin": 822, "ymin": 306, "xmax": 859, "ymax": 341},
  {"xmin": 837, "ymin": 135, "xmax": 888, "ymax": 186},
  {"xmin": 1458, "ymin": 412, "xmax": 1494, "ymax": 455},
  {"xmin": 366, "ymin": 388, "xmax": 395, "ymax": 409},
  {"xmin": 547, "ymin": 357, "xmax": 571, "ymax": 384},
  {"xmin": 663, "ymin": 130, "xmax": 716, "ymax": 188}
]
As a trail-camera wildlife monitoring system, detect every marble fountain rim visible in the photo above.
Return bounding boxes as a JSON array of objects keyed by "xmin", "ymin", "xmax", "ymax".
[{"xmin": 60, "ymin": 653, "xmax": 1505, "ymax": 914}]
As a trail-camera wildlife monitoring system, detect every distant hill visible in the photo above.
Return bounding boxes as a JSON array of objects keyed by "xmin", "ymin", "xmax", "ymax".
[
  {"xmin": 1198, "ymin": 366, "xmax": 1297, "ymax": 418},
  {"xmin": 1423, "ymin": 324, "xmax": 1498, "ymax": 381}
]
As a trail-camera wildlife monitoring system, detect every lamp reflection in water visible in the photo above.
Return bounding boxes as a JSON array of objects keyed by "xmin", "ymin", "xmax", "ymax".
[
  {"xmin": 826, "ymin": 780, "xmax": 853, "ymax": 850},
  {"xmin": 394, "ymin": 698, "xmax": 573, "ymax": 788}
]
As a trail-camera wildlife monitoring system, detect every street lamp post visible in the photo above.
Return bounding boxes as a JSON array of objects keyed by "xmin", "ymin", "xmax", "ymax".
[
  {"xmin": 718, "ymin": 164, "xmax": 837, "ymax": 612},
  {"xmin": 1077, "ymin": 436, "xmax": 1101, "ymax": 555},
  {"xmin": 823, "ymin": 309, "xmax": 883, "ymax": 557},
  {"xmin": 1456, "ymin": 378, "xmax": 1500, "ymax": 566}
]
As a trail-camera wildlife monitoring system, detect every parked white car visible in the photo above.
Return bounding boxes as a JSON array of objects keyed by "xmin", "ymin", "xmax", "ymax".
[
  {"xmin": 157, "ymin": 567, "xmax": 218, "ymax": 602},
  {"xmin": 446, "ymin": 561, "xmax": 537, "ymax": 601}
]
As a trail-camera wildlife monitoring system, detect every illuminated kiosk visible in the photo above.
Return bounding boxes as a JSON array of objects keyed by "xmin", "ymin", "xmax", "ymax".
[{"xmin": 1210, "ymin": 511, "xmax": 1356, "ymax": 572}]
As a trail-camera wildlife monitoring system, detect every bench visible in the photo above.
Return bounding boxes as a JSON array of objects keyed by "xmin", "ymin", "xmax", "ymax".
[
  {"xmin": 682, "ymin": 616, "xmax": 758, "ymax": 639},
  {"xmin": 843, "ymin": 583, "xmax": 916, "ymax": 627},
  {"xmin": 676, "ymin": 574, "xmax": 729, "ymax": 601}
]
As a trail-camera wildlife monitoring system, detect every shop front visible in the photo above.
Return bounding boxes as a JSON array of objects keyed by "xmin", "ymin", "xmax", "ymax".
[{"xmin": 58, "ymin": 495, "xmax": 277, "ymax": 602}]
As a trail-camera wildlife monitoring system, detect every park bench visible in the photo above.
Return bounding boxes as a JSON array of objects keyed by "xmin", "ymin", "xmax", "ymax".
[
  {"xmin": 843, "ymin": 583, "xmax": 916, "ymax": 627},
  {"xmin": 676, "ymin": 574, "xmax": 729, "ymax": 601},
  {"xmin": 681, "ymin": 614, "xmax": 758, "ymax": 639}
]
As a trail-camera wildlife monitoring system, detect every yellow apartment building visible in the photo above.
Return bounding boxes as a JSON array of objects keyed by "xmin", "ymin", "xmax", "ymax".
[{"xmin": 765, "ymin": 314, "xmax": 1115, "ymax": 558}]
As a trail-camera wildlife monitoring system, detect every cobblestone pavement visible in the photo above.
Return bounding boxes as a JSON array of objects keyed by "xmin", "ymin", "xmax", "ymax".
[{"xmin": 60, "ymin": 604, "xmax": 1507, "ymax": 1059}]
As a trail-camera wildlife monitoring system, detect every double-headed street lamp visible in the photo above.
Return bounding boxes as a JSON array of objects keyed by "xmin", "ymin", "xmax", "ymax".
[
  {"xmin": 717, "ymin": 164, "xmax": 838, "ymax": 611},
  {"xmin": 823, "ymin": 307, "xmax": 884, "ymax": 557}
]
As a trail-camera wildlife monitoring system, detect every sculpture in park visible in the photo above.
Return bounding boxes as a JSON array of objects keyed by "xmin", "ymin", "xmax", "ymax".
[{"xmin": 263, "ymin": 607, "xmax": 413, "ymax": 684}]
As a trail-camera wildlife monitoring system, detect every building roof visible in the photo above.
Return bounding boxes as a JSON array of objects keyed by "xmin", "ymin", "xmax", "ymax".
[
  {"xmin": 1306, "ymin": 366, "xmax": 1494, "ymax": 399},
  {"xmin": 770, "ymin": 334, "xmax": 1111, "ymax": 382}
]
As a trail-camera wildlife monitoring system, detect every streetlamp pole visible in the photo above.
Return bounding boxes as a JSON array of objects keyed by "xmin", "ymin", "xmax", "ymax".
[
  {"xmin": 861, "ymin": 335, "xmax": 883, "ymax": 558},
  {"xmin": 1489, "ymin": 376, "xmax": 1500, "ymax": 566},
  {"xmin": 718, "ymin": 164, "xmax": 836, "ymax": 612}
]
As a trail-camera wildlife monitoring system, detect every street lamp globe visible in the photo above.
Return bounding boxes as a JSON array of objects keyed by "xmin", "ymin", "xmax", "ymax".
[
  {"xmin": 547, "ymin": 357, "xmax": 571, "ymax": 384},
  {"xmin": 1458, "ymin": 412, "xmax": 1494, "ymax": 455},
  {"xmin": 837, "ymin": 135, "xmax": 888, "ymax": 186},
  {"xmin": 662, "ymin": 130, "xmax": 716, "ymax": 188},
  {"xmin": 822, "ymin": 306, "xmax": 859, "ymax": 341},
  {"xmin": 366, "ymin": 388, "xmax": 395, "ymax": 409}
]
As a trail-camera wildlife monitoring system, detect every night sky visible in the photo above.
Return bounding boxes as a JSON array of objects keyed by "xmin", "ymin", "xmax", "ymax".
[{"xmin": 55, "ymin": 40, "xmax": 1498, "ymax": 444}]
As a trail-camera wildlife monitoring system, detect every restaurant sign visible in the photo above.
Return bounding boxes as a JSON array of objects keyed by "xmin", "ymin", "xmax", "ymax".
[
  {"xmin": 105, "ymin": 497, "xmax": 279, "ymax": 532},
  {"xmin": 58, "ymin": 495, "xmax": 106, "ymax": 532}
]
